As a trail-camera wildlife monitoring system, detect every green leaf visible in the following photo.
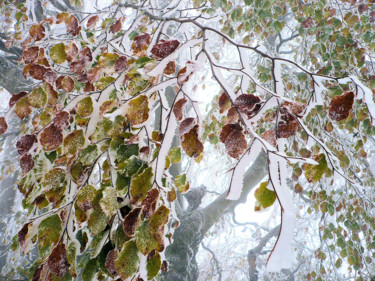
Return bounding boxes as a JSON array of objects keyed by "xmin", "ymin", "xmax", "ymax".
[
  {"xmin": 127, "ymin": 95, "xmax": 149, "ymax": 126},
  {"xmin": 254, "ymin": 181, "xmax": 276, "ymax": 210},
  {"xmin": 82, "ymin": 258, "xmax": 98, "ymax": 281},
  {"xmin": 78, "ymin": 144, "xmax": 98, "ymax": 166},
  {"xmin": 96, "ymin": 76, "xmax": 116, "ymax": 91},
  {"xmin": 118, "ymin": 155, "xmax": 144, "ymax": 177},
  {"xmin": 168, "ymin": 147, "xmax": 181, "ymax": 164},
  {"xmin": 147, "ymin": 252, "xmax": 161, "ymax": 280},
  {"xmin": 135, "ymin": 56, "xmax": 154, "ymax": 67},
  {"xmin": 148, "ymin": 206, "xmax": 170, "ymax": 237},
  {"xmin": 42, "ymin": 168, "xmax": 66, "ymax": 191},
  {"xmin": 38, "ymin": 214, "xmax": 62, "ymax": 258},
  {"xmin": 67, "ymin": 242, "xmax": 77, "ymax": 278},
  {"xmin": 77, "ymin": 97, "xmax": 94, "ymax": 117},
  {"xmin": 88, "ymin": 207, "xmax": 108, "ymax": 235},
  {"xmin": 304, "ymin": 154, "xmax": 329, "ymax": 183},
  {"xmin": 99, "ymin": 187, "xmax": 118, "ymax": 217},
  {"xmin": 50, "ymin": 43, "xmax": 66, "ymax": 64},
  {"xmin": 116, "ymin": 144, "xmax": 139, "ymax": 163},
  {"xmin": 29, "ymin": 87, "xmax": 47, "ymax": 108},
  {"xmin": 130, "ymin": 167, "xmax": 153, "ymax": 203},
  {"xmin": 116, "ymin": 173, "xmax": 130, "ymax": 196},
  {"xmin": 135, "ymin": 221, "xmax": 159, "ymax": 255},
  {"xmin": 76, "ymin": 185, "xmax": 97, "ymax": 212},
  {"xmin": 115, "ymin": 240, "xmax": 139, "ymax": 280},
  {"xmin": 174, "ymin": 174, "xmax": 189, "ymax": 193},
  {"xmin": 63, "ymin": 129, "xmax": 85, "ymax": 154}
]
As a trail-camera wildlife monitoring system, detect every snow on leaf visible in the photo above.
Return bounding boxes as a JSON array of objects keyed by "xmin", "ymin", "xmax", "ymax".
[
  {"xmin": 181, "ymin": 125, "xmax": 203, "ymax": 158},
  {"xmin": 177, "ymin": 61, "xmax": 197, "ymax": 86},
  {"xmin": 9, "ymin": 91, "xmax": 27, "ymax": 107},
  {"xmin": 135, "ymin": 221, "xmax": 159, "ymax": 255},
  {"xmin": 38, "ymin": 214, "xmax": 62, "ymax": 259},
  {"xmin": 86, "ymin": 15, "xmax": 99, "ymax": 29},
  {"xmin": 78, "ymin": 144, "xmax": 98, "ymax": 166},
  {"xmin": 110, "ymin": 18, "xmax": 123, "ymax": 33},
  {"xmin": 118, "ymin": 156, "xmax": 144, "ymax": 177},
  {"xmin": 40, "ymin": 124, "xmax": 63, "ymax": 151},
  {"xmin": 254, "ymin": 181, "xmax": 276, "ymax": 211},
  {"xmin": 130, "ymin": 167, "xmax": 153, "ymax": 204},
  {"xmin": 141, "ymin": 188, "xmax": 159, "ymax": 218},
  {"xmin": 76, "ymin": 96, "xmax": 93, "ymax": 117},
  {"xmin": 151, "ymin": 39, "xmax": 180, "ymax": 59},
  {"xmin": 29, "ymin": 23, "xmax": 45, "ymax": 41},
  {"xmin": 328, "ymin": 91, "xmax": 354, "ymax": 121},
  {"xmin": 88, "ymin": 207, "xmax": 108, "ymax": 235},
  {"xmin": 50, "ymin": 43, "xmax": 66, "ymax": 64},
  {"xmin": 220, "ymin": 123, "xmax": 247, "ymax": 159},
  {"xmin": 66, "ymin": 15, "xmax": 81, "ymax": 36},
  {"xmin": 148, "ymin": 206, "xmax": 170, "ymax": 245},
  {"xmin": 47, "ymin": 243, "xmax": 70, "ymax": 278},
  {"xmin": 23, "ymin": 46, "xmax": 40, "ymax": 64},
  {"xmin": 76, "ymin": 185, "xmax": 97, "ymax": 212},
  {"xmin": 219, "ymin": 92, "xmax": 231, "ymax": 114},
  {"xmin": 114, "ymin": 56, "xmax": 128, "ymax": 72},
  {"xmin": 164, "ymin": 61, "xmax": 176, "ymax": 75},
  {"xmin": 56, "ymin": 76, "xmax": 75, "ymax": 92},
  {"xmin": 18, "ymin": 222, "xmax": 32, "ymax": 254},
  {"xmin": 63, "ymin": 129, "xmax": 85, "ymax": 154},
  {"xmin": 99, "ymin": 187, "xmax": 118, "ymax": 217},
  {"xmin": 179, "ymin": 117, "xmax": 196, "ymax": 137},
  {"xmin": 132, "ymin": 33, "xmax": 151, "ymax": 54},
  {"xmin": 123, "ymin": 207, "xmax": 142, "ymax": 236},
  {"xmin": 304, "ymin": 153, "xmax": 329, "ymax": 183},
  {"xmin": 147, "ymin": 252, "xmax": 161, "ymax": 280},
  {"xmin": 115, "ymin": 240, "xmax": 139, "ymax": 280},
  {"xmin": 0, "ymin": 117, "xmax": 8, "ymax": 135},
  {"xmin": 45, "ymin": 83, "xmax": 59, "ymax": 106},
  {"xmin": 168, "ymin": 147, "xmax": 181, "ymax": 164},
  {"xmin": 24, "ymin": 64, "xmax": 49, "ymax": 80},
  {"xmin": 54, "ymin": 111, "xmax": 70, "ymax": 130},
  {"xmin": 20, "ymin": 153, "xmax": 34, "ymax": 173},
  {"xmin": 260, "ymin": 129, "xmax": 276, "ymax": 147},
  {"xmin": 227, "ymin": 107, "xmax": 239, "ymax": 123},
  {"xmin": 67, "ymin": 242, "xmax": 77, "ymax": 278},
  {"xmin": 173, "ymin": 98, "xmax": 187, "ymax": 121},
  {"xmin": 233, "ymin": 94, "xmax": 262, "ymax": 118},
  {"xmin": 127, "ymin": 95, "xmax": 149, "ymax": 126},
  {"xmin": 65, "ymin": 42, "xmax": 78, "ymax": 63},
  {"xmin": 116, "ymin": 143, "xmax": 139, "ymax": 163},
  {"xmin": 277, "ymin": 110, "xmax": 301, "ymax": 138}
]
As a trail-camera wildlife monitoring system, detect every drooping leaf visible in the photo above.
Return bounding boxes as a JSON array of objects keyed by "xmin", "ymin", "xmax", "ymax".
[
  {"xmin": 50, "ymin": 43, "xmax": 66, "ymax": 64},
  {"xmin": 173, "ymin": 98, "xmax": 187, "ymax": 121},
  {"xmin": 115, "ymin": 240, "xmax": 139, "ymax": 280},
  {"xmin": 40, "ymin": 124, "xmax": 63, "ymax": 151},
  {"xmin": 329, "ymin": 91, "xmax": 354, "ymax": 121},
  {"xmin": 254, "ymin": 181, "xmax": 276, "ymax": 211},
  {"xmin": 127, "ymin": 95, "xmax": 149, "ymax": 126},
  {"xmin": 148, "ymin": 206, "xmax": 170, "ymax": 244},
  {"xmin": 47, "ymin": 243, "xmax": 70, "ymax": 278},
  {"xmin": 9, "ymin": 91, "xmax": 27, "ymax": 107},
  {"xmin": 76, "ymin": 97, "xmax": 94, "ymax": 117},
  {"xmin": 63, "ymin": 129, "xmax": 85, "ymax": 154},
  {"xmin": 123, "ymin": 207, "xmax": 142, "ymax": 236},
  {"xmin": 38, "ymin": 214, "xmax": 62, "ymax": 258},
  {"xmin": 130, "ymin": 167, "xmax": 153, "ymax": 203}
]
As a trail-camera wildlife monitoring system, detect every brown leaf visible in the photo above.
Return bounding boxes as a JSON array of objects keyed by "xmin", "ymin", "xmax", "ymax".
[
  {"xmin": 127, "ymin": 95, "xmax": 149, "ymax": 126},
  {"xmin": 227, "ymin": 106, "xmax": 239, "ymax": 124},
  {"xmin": 123, "ymin": 207, "xmax": 142, "ymax": 236},
  {"xmin": 43, "ymin": 70, "xmax": 58, "ymax": 84},
  {"xmin": 114, "ymin": 56, "xmax": 128, "ymax": 72},
  {"xmin": 281, "ymin": 101, "xmax": 305, "ymax": 117},
  {"xmin": 328, "ymin": 91, "xmax": 354, "ymax": 121},
  {"xmin": 301, "ymin": 17, "xmax": 313, "ymax": 28},
  {"xmin": 70, "ymin": 60, "xmax": 86, "ymax": 75},
  {"xmin": 233, "ymin": 94, "xmax": 261, "ymax": 118},
  {"xmin": 16, "ymin": 134, "xmax": 37, "ymax": 155},
  {"xmin": 141, "ymin": 188, "xmax": 159, "ymax": 218},
  {"xmin": 358, "ymin": 4, "xmax": 368, "ymax": 14},
  {"xmin": 219, "ymin": 123, "xmax": 242, "ymax": 143},
  {"xmin": 9, "ymin": 92, "xmax": 28, "ymax": 107},
  {"xmin": 151, "ymin": 40, "xmax": 180, "ymax": 59},
  {"xmin": 181, "ymin": 125, "xmax": 204, "ymax": 158},
  {"xmin": 179, "ymin": 117, "xmax": 196, "ymax": 137},
  {"xmin": 25, "ymin": 64, "xmax": 50, "ymax": 80},
  {"xmin": 54, "ymin": 111, "xmax": 70, "ymax": 130},
  {"xmin": 79, "ymin": 47, "xmax": 92, "ymax": 62},
  {"xmin": 260, "ymin": 129, "xmax": 276, "ymax": 147},
  {"xmin": 0, "ymin": 117, "xmax": 7, "ymax": 135},
  {"xmin": 20, "ymin": 153, "xmax": 34, "ymax": 173},
  {"xmin": 173, "ymin": 98, "xmax": 187, "ymax": 121},
  {"xmin": 277, "ymin": 111, "xmax": 301, "ymax": 138},
  {"xmin": 66, "ymin": 15, "xmax": 81, "ymax": 36},
  {"xmin": 110, "ymin": 18, "xmax": 123, "ymax": 33},
  {"xmin": 105, "ymin": 249, "xmax": 118, "ymax": 276},
  {"xmin": 65, "ymin": 42, "xmax": 78, "ymax": 63},
  {"xmin": 161, "ymin": 260, "xmax": 168, "ymax": 272},
  {"xmin": 132, "ymin": 33, "xmax": 151, "ymax": 53},
  {"xmin": 18, "ymin": 223, "xmax": 30, "ymax": 250},
  {"xmin": 14, "ymin": 97, "xmax": 32, "ymax": 120},
  {"xmin": 47, "ymin": 243, "xmax": 70, "ymax": 278},
  {"xmin": 220, "ymin": 123, "xmax": 246, "ymax": 159},
  {"xmin": 87, "ymin": 67, "xmax": 102, "ymax": 83},
  {"xmin": 87, "ymin": 15, "xmax": 99, "ymax": 28},
  {"xmin": 23, "ymin": 47, "xmax": 40, "ymax": 64},
  {"xmin": 84, "ymin": 82, "xmax": 95, "ymax": 92},
  {"xmin": 219, "ymin": 93, "xmax": 231, "ymax": 114},
  {"xmin": 40, "ymin": 124, "xmax": 63, "ymax": 151},
  {"xmin": 45, "ymin": 83, "xmax": 59, "ymax": 106},
  {"xmin": 56, "ymin": 76, "xmax": 75, "ymax": 92},
  {"xmin": 140, "ymin": 146, "xmax": 150, "ymax": 156},
  {"xmin": 29, "ymin": 24, "xmax": 45, "ymax": 41},
  {"xmin": 164, "ymin": 61, "xmax": 176, "ymax": 75}
]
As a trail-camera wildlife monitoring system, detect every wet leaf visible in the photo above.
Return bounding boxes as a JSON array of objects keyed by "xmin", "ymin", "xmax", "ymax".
[
  {"xmin": 254, "ymin": 181, "xmax": 276, "ymax": 211},
  {"xmin": 63, "ymin": 130, "xmax": 85, "ymax": 154},
  {"xmin": 38, "ymin": 214, "xmax": 62, "ymax": 258},
  {"xmin": 76, "ymin": 185, "xmax": 97, "ymax": 212},
  {"xmin": 115, "ymin": 240, "xmax": 139, "ymax": 280},
  {"xmin": 48, "ymin": 243, "xmax": 70, "ymax": 278},
  {"xmin": 40, "ymin": 124, "xmax": 63, "ymax": 151},
  {"xmin": 151, "ymin": 40, "xmax": 180, "ymax": 58},
  {"xmin": 127, "ymin": 95, "xmax": 149, "ymax": 125},
  {"xmin": 130, "ymin": 167, "xmax": 153, "ymax": 204},
  {"xmin": 29, "ymin": 24, "xmax": 45, "ymax": 41},
  {"xmin": 50, "ymin": 43, "xmax": 66, "ymax": 64},
  {"xmin": 0, "ymin": 117, "xmax": 8, "ymax": 135},
  {"xmin": 123, "ymin": 207, "xmax": 142, "ymax": 236},
  {"xmin": 173, "ymin": 98, "xmax": 187, "ymax": 121},
  {"xmin": 329, "ymin": 91, "xmax": 354, "ymax": 121},
  {"xmin": 20, "ymin": 153, "xmax": 34, "ymax": 173}
]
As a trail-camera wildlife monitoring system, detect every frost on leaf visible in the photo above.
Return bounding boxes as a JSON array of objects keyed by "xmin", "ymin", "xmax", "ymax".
[
  {"xmin": 135, "ymin": 221, "xmax": 159, "ymax": 255},
  {"xmin": 260, "ymin": 129, "xmax": 276, "ymax": 147},
  {"xmin": 130, "ymin": 167, "xmax": 153, "ymax": 204},
  {"xmin": 56, "ymin": 76, "xmax": 75, "ymax": 92},
  {"xmin": 329, "ymin": 91, "xmax": 354, "ymax": 121},
  {"xmin": 110, "ymin": 18, "xmax": 123, "ymax": 33},
  {"xmin": 86, "ymin": 15, "xmax": 99, "ymax": 29},
  {"xmin": 151, "ymin": 39, "xmax": 180, "ymax": 58},
  {"xmin": 50, "ymin": 43, "xmax": 66, "ymax": 64},
  {"xmin": 219, "ymin": 92, "xmax": 231, "ymax": 114},
  {"xmin": 254, "ymin": 181, "xmax": 276, "ymax": 211},
  {"xmin": 173, "ymin": 98, "xmax": 187, "ymax": 121},
  {"xmin": 99, "ymin": 187, "xmax": 118, "ymax": 217},
  {"xmin": 105, "ymin": 249, "xmax": 118, "ymax": 276},
  {"xmin": 277, "ymin": 110, "xmax": 301, "ymax": 138},
  {"xmin": 14, "ymin": 97, "xmax": 32, "ymax": 119},
  {"xmin": 63, "ymin": 129, "xmax": 85, "ymax": 154},
  {"xmin": 227, "ymin": 107, "xmax": 239, "ymax": 123},
  {"xmin": 174, "ymin": 174, "xmax": 189, "ymax": 193},
  {"xmin": 141, "ymin": 188, "xmax": 159, "ymax": 218},
  {"xmin": 76, "ymin": 97, "xmax": 94, "ymax": 117},
  {"xmin": 177, "ymin": 61, "xmax": 196, "ymax": 86},
  {"xmin": 168, "ymin": 147, "xmax": 182, "ymax": 164},
  {"xmin": 147, "ymin": 252, "xmax": 162, "ymax": 280},
  {"xmin": 0, "ymin": 117, "xmax": 8, "ymax": 135},
  {"xmin": 20, "ymin": 153, "xmax": 34, "ymax": 173},
  {"xmin": 127, "ymin": 95, "xmax": 149, "ymax": 126},
  {"xmin": 78, "ymin": 144, "xmax": 98, "ymax": 166},
  {"xmin": 114, "ymin": 56, "xmax": 128, "ymax": 72},
  {"xmin": 65, "ymin": 42, "xmax": 78, "ymax": 63},
  {"xmin": 123, "ymin": 207, "xmax": 142, "ymax": 236},
  {"xmin": 164, "ymin": 61, "xmax": 176, "ymax": 75},
  {"xmin": 23, "ymin": 47, "xmax": 39, "ymax": 64},
  {"xmin": 29, "ymin": 87, "xmax": 47, "ymax": 108},
  {"xmin": 281, "ymin": 101, "xmax": 305, "ymax": 117},
  {"xmin": 76, "ymin": 185, "xmax": 97, "ymax": 212},
  {"xmin": 9, "ymin": 91, "xmax": 27, "ymax": 107},
  {"xmin": 38, "ymin": 214, "xmax": 62, "ymax": 258},
  {"xmin": 179, "ymin": 118, "xmax": 203, "ymax": 158},
  {"xmin": 45, "ymin": 83, "xmax": 59, "ymax": 106},
  {"xmin": 132, "ymin": 33, "xmax": 151, "ymax": 54},
  {"xmin": 118, "ymin": 156, "xmax": 144, "ymax": 177},
  {"xmin": 54, "ymin": 111, "xmax": 70, "ymax": 130},
  {"xmin": 304, "ymin": 153, "xmax": 329, "ymax": 183},
  {"xmin": 66, "ymin": 15, "xmax": 81, "ymax": 36},
  {"xmin": 148, "ymin": 206, "xmax": 170, "ymax": 245},
  {"xmin": 115, "ymin": 240, "xmax": 139, "ymax": 280},
  {"xmin": 18, "ymin": 223, "xmax": 31, "ymax": 252},
  {"xmin": 88, "ymin": 207, "xmax": 108, "ymax": 235},
  {"xmin": 47, "ymin": 243, "xmax": 70, "ymax": 278},
  {"xmin": 40, "ymin": 124, "xmax": 63, "ymax": 151},
  {"xmin": 24, "ymin": 64, "xmax": 49, "ymax": 80},
  {"xmin": 233, "ymin": 94, "xmax": 262, "ymax": 118},
  {"xmin": 29, "ymin": 24, "xmax": 45, "ymax": 41},
  {"xmin": 220, "ymin": 123, "xmax": 247, "ymax": 159}
]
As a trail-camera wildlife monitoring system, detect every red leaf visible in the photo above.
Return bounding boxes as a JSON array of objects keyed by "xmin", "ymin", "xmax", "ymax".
[
  {"xmin": 54, "ymin": 111, "xmax": 70, "ymax": 130},
  {"xmin": 110, "ymin": 18, "xmax": 123, "ymax": 33},
  {"xmin": 56, "ymin": 76, "xmax": 75, "ymax": 92},
  {"xmin": 173, "ymin": 98, "xmax": 187, "ymax": 121},
  {"xmin": 233, "ymin": 94, "xmax": 261, "ymax": 118},
  {"xmin": 123, "ymin": 207, "xmax": 142, "ymax": 236},
  {"xmin": 29, "ymin": 24, "xmax": 45, "ymax": 41},
  {"xmin": 9, "ymin": 92, "xmax": 28, "ymax": 107},
  {"xmin": 328, "ymin": 91, "xmax": 354, "ymax": 121},
  {"xmin": 132, "ymin": 33, "xmax": 151, "ymax": 53},
  {"xmin": 151, "ymin": 40, "xmax": 180, "ymax": 59},
  {"xmin": 65, "ymin": 42, "xmax": 78, "ymax": 63},
  {"xmin": 141, "ymin": 188, "xmax": 159, "ymax": 218},
  {"xmin": 0, "ymin": 117, "xmax": 7, "ymax": 135},
  {"xmin": 16, "ymin": 134, "xmax": 37, "ymax": 155},
  {"xmin": 20, "ymin": 153, "xmax": 34, "ymax": 173},
  {"xmin": 47, "ymin": 243, "xmax": 70, "ymax": 278},
  {"xmin": 179, "ymin": 117, "xmax": 196, "ymax": 137},
  {"xmin": 40, "ymin": 124, "xmax": 63, "ymax": 151},
  {"xmin": 66, "ymin": 15, "xmax": 81, "ymax": 36},
  {"xmin": 105, "ymin": 249, "xmax": 118, "ymax": 276},
  {"xmin": 87, "ymin": 15, "xmax": 99, "ymax": 28},
  {"xmin": 114, "ymin": 56, "xmax": 128, "ymax": 72},
  {"xmin": 23, "ymin": 47, "xmax": 40, "ymax": 64}
]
